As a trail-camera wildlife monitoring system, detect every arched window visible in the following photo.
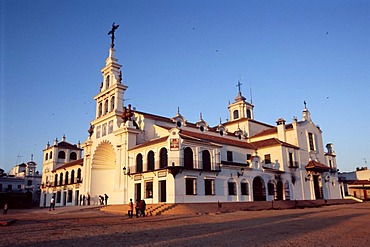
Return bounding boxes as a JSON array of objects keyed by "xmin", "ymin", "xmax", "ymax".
[
  {"xmin": 202, "ymin": 150, "xmax": 211, "ymax": 171},
  {"xmin": 58, "ymin": 151, "xmax": 65, "ymax": 159},
  {"xmin": 50, "ymin": 151, "xmax": 53, "ymax": 159},
  {"xmin": 233, "ymin": 110, "xmax": 239, "ymax": 119},
  {"xmin": 136, "ymin": 154, "xmax": 143, "ymax": 173},
  {"xmin": 184, "ymin": 147, "xmax": 193, "ymax": 169},
  {"xmin": 111, "ymin": 96, "xmax": 115, "ymax": 112},
  {"xmin": 45, "ymin": 153, "xmax": 48, "ymax": 161},
  {"xmin": 65, "ymin": 171, "xmax": 69, "ymax": 184},
  {"xmin": 228, "ymin": 178, "xmax": 236, "ymax": 195},
  {"xmin": 54, "ymin": 174, "xmax": 58, "ymax": 186},
  {"xmin": 105, "ymin": 99, "xmax": 109, "ymax": 114},
  {"xmin": 159, "ymin": 148, "xmax": 168, "ymax": 168},
  {"xmin": 247, "ymin": 109, "xmax": 251, "ymax": 119},
  {"xmin": 98, "ymin": 103, "xmax": 102, "ymax": 117},
  {"xmin": 70, "ymin": 152, "xmax": 77, "ymax": 160},
  {"xmin": 241, "ymin": 179, "xmax": 249, "ymax": 195},
  {"xmin": 106, "ymin": 75, "xmax": 110, "ymax": 88},
  {"xmin": 77, "ymin": 168, "xmax": 81, "ymax": 182},
  {"xmin": 71, "ymin": 170, "xmax": 75, "ymax": 184},
  {"xmin": 59, "ymin": 173, "xmax": 64, "ymax": 186},
  {"xmin": 147, "ymin": 151, "xmax": 155, "ymax": 171}
]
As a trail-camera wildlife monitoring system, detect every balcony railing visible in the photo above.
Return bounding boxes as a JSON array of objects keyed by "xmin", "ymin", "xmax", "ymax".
[
  {"xmin": 45, "ymin": 178, "xmax": 83, "ymax": 187},
  {"xmin": 288, "ymin": 161, "xmax": 299, "ymax": 169}
]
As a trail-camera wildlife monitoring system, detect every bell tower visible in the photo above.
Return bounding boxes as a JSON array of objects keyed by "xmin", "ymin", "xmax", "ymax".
[
  {"xmin": 228, "ymin": 81, "xmax": 254, "ymax": 121},
  {"xmin": 93, "ymin": 24, "xmax": 127, "ymax": 120}
]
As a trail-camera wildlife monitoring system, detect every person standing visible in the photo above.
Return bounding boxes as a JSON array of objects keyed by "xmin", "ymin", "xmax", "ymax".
[
  {"xmin": 128, "ymin": 199, "xmax": 133, "ymax": 218},
  {"xmin": 49, "ymin": 196, "xmax": 55, "ymax": 211},
  {"xmin": 142, "ymin": 199, "xmax": 146, "ymax": 217},
  {"xmin": 135, "ymin": 200, "xmax": 140, "ymax": 218},
  {"xmin": 3, "ymin": 203, "xmax": 8, "ymax": 214},
  {"xmin": 83, "ymin": 195, "xmax": 86, "ymax": 206},
  {"xmin": 104, "ymin": 194, "xmax": 109, "ymax": 205},
  {"xmin": 80, "ymin": 194, "xmax": 82, "ymax": 206},
  {"xmin": 87, "ymin": 194, "xmax": 91, "ymax": 206}
]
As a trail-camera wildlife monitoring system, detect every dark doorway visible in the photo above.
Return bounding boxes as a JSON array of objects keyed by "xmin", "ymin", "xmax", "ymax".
[
  {"xmin": 63, "ymin": 191, "xmax": 67, "ymax": 206},
  {"xmin": 313, "ymin": 175, "xmax": 322, "ymax": 199},
  {"xmin": 253, "ymin": 176, "xmax": 266, "ymax": 201},
  {"xmin": 159, "ymin": 180, "xmax": 166, "ymax": 202},
  {"xmin": 276, "ymin": 181, "xmax": 284, "ymax": 200},
  {"xmin": 75, "ymin": 190, "xmax": 79, "ymax": 206},
  {"xmin": 135, "ymin": 183, "xmax": 141, "ymax": 201}
]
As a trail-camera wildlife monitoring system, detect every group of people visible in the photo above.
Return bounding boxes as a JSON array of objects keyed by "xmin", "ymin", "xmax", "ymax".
[
  {"xmin": 128, "ymin": 198, "xmax": 146, "ymax": 218},
  {"xmin": 99, "ymin": 194, "xmax": 109, "ymax": 205},
  {"xmin": 79, "ymin": 194, "xmax": 91, "ymax": 206},
  {"xmin": 79, "ymin": 193, "xmax": 109, "ymax": 206}
]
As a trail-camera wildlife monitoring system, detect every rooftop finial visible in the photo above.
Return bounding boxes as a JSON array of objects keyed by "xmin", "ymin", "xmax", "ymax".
[
  {"xmin": 200, "ymin": 112, "xmax": 203, "ymax": 120},
  {"xmin": 236, "ymin": 80, "xmax": 242, "ymax": 94},
  {"xmin": 108, "ymin": 23, "xmax": 119, "ymax": 48},
  {"xmin": 304, "ymin": 100, "xmax": 307, "ymax": 109},
  {"xmin": 177, "ymin": 106, "xmax": 180, "ymax": 115}
]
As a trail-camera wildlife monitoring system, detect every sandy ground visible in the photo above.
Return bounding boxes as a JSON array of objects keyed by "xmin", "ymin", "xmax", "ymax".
[{"xmin": 1, "ymin": 203, "xmax": 370, "ymax": 247}]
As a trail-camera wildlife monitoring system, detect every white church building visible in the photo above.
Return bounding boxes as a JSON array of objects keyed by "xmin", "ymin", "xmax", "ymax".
[{"xmin": 40, "ymin": 32, "xmax": 341, "ymax": 208}]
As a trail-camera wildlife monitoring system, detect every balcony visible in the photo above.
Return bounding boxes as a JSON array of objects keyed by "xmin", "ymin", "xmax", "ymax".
[{"xmin": 288, "ymin": 161, "xmax": 299, "ymax": 169}]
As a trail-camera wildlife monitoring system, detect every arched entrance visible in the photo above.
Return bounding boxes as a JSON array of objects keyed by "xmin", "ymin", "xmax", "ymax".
[
  {"xmin": 90, "ymin": 141, "xmax": 116, "ymax": 202},
  {"xmin": 276, "ymin": 180, "xmax": 284, "ymax": 200},
  {"xmin": 253, "ymin": 176, "xmax": 266, "ymax": 201}
]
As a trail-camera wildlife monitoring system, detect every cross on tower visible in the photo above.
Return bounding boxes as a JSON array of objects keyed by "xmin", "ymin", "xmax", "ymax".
[{"xmin": 236, "ymin": 81, "xmax": 242, "ymax": 93}]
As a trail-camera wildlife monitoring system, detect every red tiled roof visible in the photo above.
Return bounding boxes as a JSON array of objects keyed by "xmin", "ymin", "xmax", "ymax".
[
  {"xmin": 251, "ymin": 138, "xmax": 299, "ymax": 149},
  {"xmin": 52, "ymin": 158, "xmax": 83, "ymax": 172},
  {"xmin": 223, "ymin": 118, "xmax": 274, "ymax": 128},
  {"xmin": 55, "ymin": 141, "xmax": 82, "ymax": 150},
  {"xmin": 135, "ymin": 111, "xmax": 173, "ymax": 123},
  {"xmin": 128, "ymin": 136, "xmax": 169, "ymax": 151},
  {"xmin": 251, "ymin": 124, "xmax": 294, "ymax": 138},
  {"xmin": 180, "ymin": 129, "xmax": 255, "ymax": 149},
  {"xmin": 251, "ymin": 128, "xmax": 277, "ymax": 138},
  {"xmin": 347, "ymin": 180, "xmax": 370, "ymax": 185},
  {"xmin": 305, "ymin": 160, "xmax": 330, "ymax": 172}
]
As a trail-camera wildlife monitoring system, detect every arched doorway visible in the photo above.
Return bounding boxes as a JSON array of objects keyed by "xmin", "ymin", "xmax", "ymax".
[
  {"xmin": 253, "ymin": 176, "xmax": 266, "ymax": 201},
  {"xmin": 90, "ymin": 141, "xmax": 116, "ymax": 201},
  {"xmin": 276, "ymin": 180, "xmax": 284, "ymax": 200}
]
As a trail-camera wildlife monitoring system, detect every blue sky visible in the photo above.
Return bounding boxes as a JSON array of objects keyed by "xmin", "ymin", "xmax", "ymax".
[{"xmin": 1, "ymin": 0, "xmax": 369, "ymax": 173}]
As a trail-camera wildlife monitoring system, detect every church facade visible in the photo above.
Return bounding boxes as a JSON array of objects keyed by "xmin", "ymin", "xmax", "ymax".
[{"xmin": 39, "ymin": 43, "xmax": 342, "ymax": 208}]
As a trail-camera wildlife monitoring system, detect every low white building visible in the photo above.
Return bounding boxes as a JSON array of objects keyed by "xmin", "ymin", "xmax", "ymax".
[
  {"xmin": 0, "ymin": 161, "xmax": 42, "ymax": 206},
  {"xmin": 339, "ymin": 167, "xmax": 370, "ymax": 200},
  {"xmin": 40, "ymin": 33, "xmax": 342, "ymax": 208}
]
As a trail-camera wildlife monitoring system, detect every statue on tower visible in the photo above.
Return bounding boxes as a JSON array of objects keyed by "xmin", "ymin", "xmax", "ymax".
[
  {"xmin": 88, "ymin": 124, "xmax": 95, "ymax": 137},
  {"xmin": 108, "ymin": 23, "xmax": 119, "ymax": 48},
  {"xmin": 121, "ymin": 104, "xmax": 134, "ymax": 123}
]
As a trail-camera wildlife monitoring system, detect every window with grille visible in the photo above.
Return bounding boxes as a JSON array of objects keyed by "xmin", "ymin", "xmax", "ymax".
[
  {"xmin": 185, "ymin": 178, "xmax": 197, "ymax": 195},
  {"xmin": 204, "ymin": 179, "xmax": 215, "ymax": 195}
]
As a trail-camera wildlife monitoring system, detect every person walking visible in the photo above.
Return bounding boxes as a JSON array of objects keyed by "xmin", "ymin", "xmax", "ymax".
[
  {"xmin": 128, "ymin": 199, "xmax": 133, "ymax": 218},
  {"xmin": 3, "ymin": 203, "xmax": 8, "ymax": 214},
  {"xmin": 49, "ymin": 196, "xmax": 55, "ymax": 211}
]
